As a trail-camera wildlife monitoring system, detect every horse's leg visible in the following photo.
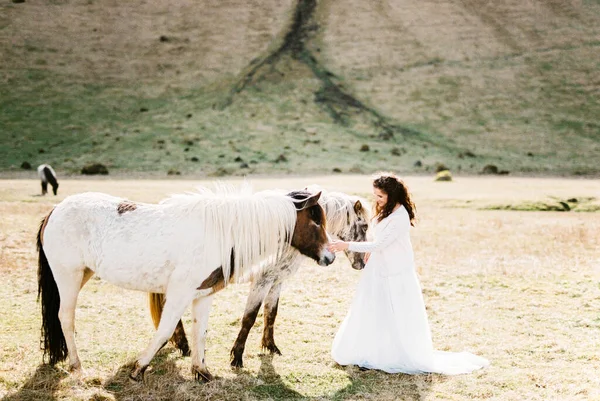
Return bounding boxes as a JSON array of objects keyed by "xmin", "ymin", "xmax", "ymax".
[
  {"xmin": 230, "ymin": 278, "xmax": 273, "ymax": 368},
  {"xmin": 190, "ymin": 295, "xmax": 215, "ymax": 382},
  {"xmin": 261, "ymin": 282, "xmax": 283, "ymax": 355},
  {"xmin": 41, "ymin": 181, "xmax": 47, "ymax": 195},
  {"xmin": 130, "ymin": 291, "xmax": 194, "ymax": 382},
  {"xmin": 171, "ymin": 320, "xmax": 190, "ymax": 357},
  {"xmin": 148, "ymin": 293, "xmax": 191, "ymax": 356},
  {"xmin": 54, "ymin": 268, "xmax": 88, "ymax": 372}
]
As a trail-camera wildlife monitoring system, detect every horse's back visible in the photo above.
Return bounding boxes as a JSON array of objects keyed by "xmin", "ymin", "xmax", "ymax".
[
  {"xmin": 43, "ymin": 192, "xmax": 208, "ymax": 292},
  {"xmin": 44, "ymin": 192, "xmax": 131, "ymax": 257},
  {"xmin": 53, "ymin": 192, "xmax": 126, "ymax": 218},
  {"xmin": 37, "ymin": 164, "xmax": 55, "ymax": 181},
  {"xmin": 61, "ymin": 191, "xmax": 121, "ymax": 203},
  {"xmin": 45, "ymin": 193, "xmax": 149, "ymax": 266}
]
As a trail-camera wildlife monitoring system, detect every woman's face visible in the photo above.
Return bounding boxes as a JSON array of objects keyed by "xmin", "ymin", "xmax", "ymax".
[{"xmin": 373, "ymin": 186, "xmax": 388, "ymax": 208}]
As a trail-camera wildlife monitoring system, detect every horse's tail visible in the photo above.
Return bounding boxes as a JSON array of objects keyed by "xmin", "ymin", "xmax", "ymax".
[
  {"xmin": 42, "ymin": 166, "xmax": 59, "ymax": 194},
  {"xmin": 148, "ymin": 292, "xmax": 191, "ymax": 356},
  {"xmin": 37, "ymin": 212, "xmax": 68, "ymax": 365},
  {"xmin": 148, "ymin": 293, "xmax": 164, "ymax": 329}
]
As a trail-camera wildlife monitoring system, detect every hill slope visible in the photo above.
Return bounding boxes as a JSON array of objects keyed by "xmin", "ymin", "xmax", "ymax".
[{"xmin": 1, "ymin": 0, "xmax": 599, "ymax": 177}]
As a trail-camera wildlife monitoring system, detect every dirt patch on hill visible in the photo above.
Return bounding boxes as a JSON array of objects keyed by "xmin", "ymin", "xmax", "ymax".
[{"xmin": 1, "ymin": 0, "xmax": 294, "ymax": 87}]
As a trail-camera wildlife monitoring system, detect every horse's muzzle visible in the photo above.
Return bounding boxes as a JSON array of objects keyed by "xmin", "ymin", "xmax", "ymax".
[
  {"xmin": 319, "ymin": 249, "xmax": 336, "ymax": 266},
  {"xmin": 350, "ymin": 258, "xmax": 365, "ymax": 270}
]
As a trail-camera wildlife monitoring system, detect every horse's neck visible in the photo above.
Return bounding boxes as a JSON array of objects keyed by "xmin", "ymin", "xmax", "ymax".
[
  {"xmin": 202, "ymin": 195, "xmax": 295, "ymax": 284},
  {"xmin": 244, "ymin": 246, "xmax": 300, "ymax": 283}
]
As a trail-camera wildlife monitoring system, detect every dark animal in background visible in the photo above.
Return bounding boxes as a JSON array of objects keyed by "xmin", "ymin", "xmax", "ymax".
[{"xmin": 37, "ymin": 164, "xmax": 59, "ymax": 195}]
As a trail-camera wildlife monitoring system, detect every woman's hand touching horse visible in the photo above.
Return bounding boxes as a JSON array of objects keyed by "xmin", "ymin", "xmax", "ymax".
[{"xmin": 328, "ymin": 239, "xmax": 349, "ymax": 252}]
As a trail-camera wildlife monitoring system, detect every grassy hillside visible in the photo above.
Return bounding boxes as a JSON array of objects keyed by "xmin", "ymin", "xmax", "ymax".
[{"xmin": 1, "ymin": 0, "xmax": 599, "ymax": 177}]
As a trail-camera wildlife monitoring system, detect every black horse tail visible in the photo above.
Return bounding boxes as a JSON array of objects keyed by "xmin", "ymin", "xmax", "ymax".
[
  {"xmin": 37, "ymin": 212, "xmax": 67, "ymax": 365},
  {"xmin": 42, "ymin": 166, "xmax": 59, "ymax": 195}
]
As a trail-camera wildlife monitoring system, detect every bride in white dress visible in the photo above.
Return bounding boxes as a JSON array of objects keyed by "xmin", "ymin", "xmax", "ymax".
[{"xmin": 328, "ymin": 173, "xmax": 489, "ymax": 375}]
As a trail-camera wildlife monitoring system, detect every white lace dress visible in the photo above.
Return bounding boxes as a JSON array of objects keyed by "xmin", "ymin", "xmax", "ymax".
[{"xmin": 331, "ymin": 206, "xmax": 489, "ymax": 374}]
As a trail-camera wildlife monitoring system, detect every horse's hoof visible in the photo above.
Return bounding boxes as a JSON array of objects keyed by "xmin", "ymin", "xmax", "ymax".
[
  {"xmin": 179, "ymin": 345, "xmax": 191, "ymax": 357},
  {"xmin": 172, "ymin": 334, "xmax": 191, "ymax": 357},
  {"xmin": 192, "ymin": 367, "xmax": 214, "ymax": 382},
  {"xmin": 68, "ymin": 361, "xmax": 82, "ymax": 373},
  {"xmin": 262, "ymin": 343, "xmax": 282, "ymax": 356},
  {"xmin": 129, "ymin": 362, "xmax": 147, "ymax": 383},
  {"xmin": 230, "ymin": 357, "xmax": 244, "ymax": 369}
]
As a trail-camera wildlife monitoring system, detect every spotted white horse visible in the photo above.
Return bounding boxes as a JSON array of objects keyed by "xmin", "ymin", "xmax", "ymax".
[
  {"xmin": 37, "ymin": 185, "xmax": 335, "ymax": 381},
  {"xmin": 149, "ymin": 188, "xmax": 371, "ymax": 367}
]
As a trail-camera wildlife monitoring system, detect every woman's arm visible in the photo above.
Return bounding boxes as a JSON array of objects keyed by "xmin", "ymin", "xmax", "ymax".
[
  {"xmin": 346, "ymin": 216, "xmax": 404, "ymax": 253},
  {"xmin": 328, "ymin": 210, "xmax": 410, "ymax": 254}
]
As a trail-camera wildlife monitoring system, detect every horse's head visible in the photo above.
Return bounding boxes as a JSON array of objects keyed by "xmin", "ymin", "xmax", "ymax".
[
  {"xmin": 287, "ymin": 190, "xmax": 335, "ymax": 266},
  {"xmin": 332, "ymin": 196, "xmax": 370, "ymax": 270}
]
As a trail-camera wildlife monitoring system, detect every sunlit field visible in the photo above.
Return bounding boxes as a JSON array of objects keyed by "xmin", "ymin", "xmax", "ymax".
[{"xmin": 1, "ymin": 175, "xmax": 599, "ymax": 401}]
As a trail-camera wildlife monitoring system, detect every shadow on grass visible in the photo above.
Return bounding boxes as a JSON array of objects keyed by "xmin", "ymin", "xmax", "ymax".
[
  {"xmin": 245, "ymin": 354, "xmax": 440, "ymax": 400},
  {"xmin": 103, "ymin": 349, "xmax": 188, "ymax": 401},
  {"xmin": 1, "ymin": 364, "xmax": 66, "ymax": 401},
  {"xmin": 2, "ymin": 354, "xmax": 442, "ymax": 400},
  {"xmin": 101, "ymin": 350, "xmax": 305, "ymax": 400},
  {"xmin": 250, "ymin": 353, "xmax": 304, "ymax": 400},
  {"xmin": 330, "ymin": 364, "xmax": 439, "ymax": 401},
  {"xmin": 31, "ymin": 347, "xmax": 444, "ymax": 401}
]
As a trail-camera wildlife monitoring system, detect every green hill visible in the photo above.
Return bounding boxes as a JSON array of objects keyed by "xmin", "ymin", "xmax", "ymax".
[{"xmin": 1, "ymin": 0, "xmax": 599, "ymax": 177}]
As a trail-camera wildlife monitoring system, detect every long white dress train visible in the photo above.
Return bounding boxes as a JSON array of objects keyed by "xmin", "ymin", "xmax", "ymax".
[{"xmin": 331, "ymin": 206, "xmax": 489, "ymax": 375}]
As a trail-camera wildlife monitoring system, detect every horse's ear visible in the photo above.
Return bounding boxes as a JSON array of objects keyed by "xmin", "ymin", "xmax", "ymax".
[
  {"xmin": 307, "ymin": 191, "xmax": 321, "ymax": 206},
  {"xmin": 292, "ymin": 191, "xmax": 321, "ymax": 211},
  {"xmin": 354, "ymin": 200, "xmax": 363, "ymax": 213}
]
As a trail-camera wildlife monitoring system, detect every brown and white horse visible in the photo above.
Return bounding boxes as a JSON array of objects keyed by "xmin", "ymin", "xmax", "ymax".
[
  {"xmin": 149, "ymin": 188, "xmax": 371, "ymax": 368},
  {"xmin": 37, "ymin": 185, "xmax": 334, "ymax": 382}
]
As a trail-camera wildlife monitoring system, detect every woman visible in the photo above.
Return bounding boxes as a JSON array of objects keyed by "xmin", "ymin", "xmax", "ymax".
[{"xmin": 328, "ymin": 173, "xmax": 489, "ymax": 375}]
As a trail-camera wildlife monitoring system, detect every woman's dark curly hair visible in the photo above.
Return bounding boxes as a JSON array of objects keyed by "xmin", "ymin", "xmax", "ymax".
[{"xmin": 372, "ymin": 172, "xmax": 416, "ymax": 226}]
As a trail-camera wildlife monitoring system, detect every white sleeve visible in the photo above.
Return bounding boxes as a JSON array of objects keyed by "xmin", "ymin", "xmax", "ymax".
[{"xmin": 347, "ymin": 214, "xmax": 407, "ymax": 253}]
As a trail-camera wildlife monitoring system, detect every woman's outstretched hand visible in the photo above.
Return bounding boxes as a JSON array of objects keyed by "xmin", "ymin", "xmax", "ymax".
[{"xmin": 328, "ymin": 239, "xmax": 349, "ymax": 252}]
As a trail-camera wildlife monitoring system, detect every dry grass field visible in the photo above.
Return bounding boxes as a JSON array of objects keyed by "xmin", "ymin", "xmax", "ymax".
[{"xmin": 0, "ymin": 175, "xmax": 599, "ymax": 401}]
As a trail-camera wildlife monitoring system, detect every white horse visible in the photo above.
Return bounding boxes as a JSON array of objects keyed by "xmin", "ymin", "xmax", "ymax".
[
  {"xmin": 37, "ymin": 164, "xmax": 59, "ymax": 195},
  {"xmin": 149, "ymin": 188, "xmax": 371, "ymax": 367},
  {"xmin": 37, "ymin": 185, "xmax": 335, "ymax": 381}
]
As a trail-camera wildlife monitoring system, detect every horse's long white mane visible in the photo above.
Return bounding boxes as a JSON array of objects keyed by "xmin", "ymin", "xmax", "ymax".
[{"xmin": 160, "ymin": 182, "xmax": 297, "ymax": 284}]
